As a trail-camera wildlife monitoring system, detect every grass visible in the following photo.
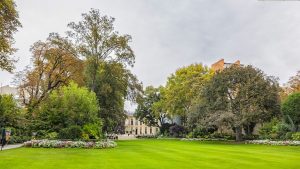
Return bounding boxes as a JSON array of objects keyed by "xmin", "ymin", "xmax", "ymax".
[{"xmin": 0, "ymin": 139, "xmax": 300, "ymax": 169}]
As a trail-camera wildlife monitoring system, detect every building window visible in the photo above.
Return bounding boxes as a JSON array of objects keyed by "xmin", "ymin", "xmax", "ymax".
[
  {"xmin": 140, "ymin": 127, "xmax": 142, "ymax": 134},
  {"xmin": 131, "ymin": 119, "xmax": 133, "ymax": 125},
  {"xmin": 135, "ymin": 119, "xmax": 138, "ymax": 125},
  {"xmin": 150, "ymin": 127, "xmax": 152, "ymax": 134},
  {"xmin": 145, "ymin": 127, "xmax": 147, "ymax": 134},
  {"xmin": 156, "ymin": 128, "xmax": 159, "ymax": 133}
]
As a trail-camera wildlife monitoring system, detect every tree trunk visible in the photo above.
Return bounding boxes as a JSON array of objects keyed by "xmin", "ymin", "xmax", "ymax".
[{"xmin": 235, "ymin": 126, "xmax": 243, "ymax": 141}]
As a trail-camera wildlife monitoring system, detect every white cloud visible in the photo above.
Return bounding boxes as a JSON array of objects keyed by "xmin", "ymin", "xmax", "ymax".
[{"xmin": 1, "ymin": 0, "xmax": 300, "ymax": 89}]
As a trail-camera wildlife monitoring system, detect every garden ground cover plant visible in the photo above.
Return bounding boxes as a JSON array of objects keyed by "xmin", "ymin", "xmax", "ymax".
[{"xmin": 0, "ymin": 139, "xmax": 300, "ymax": 169}]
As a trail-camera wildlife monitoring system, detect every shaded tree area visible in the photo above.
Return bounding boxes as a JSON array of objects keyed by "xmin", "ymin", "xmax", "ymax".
[{"xmin": 201, "ymin": 65, "xmax": 281, "ymax": 141}]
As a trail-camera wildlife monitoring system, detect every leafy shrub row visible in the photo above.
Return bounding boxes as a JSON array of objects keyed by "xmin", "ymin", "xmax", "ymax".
[{"xmin": 23, "ymin": 140, "xmax": 117, "ymax": 149}]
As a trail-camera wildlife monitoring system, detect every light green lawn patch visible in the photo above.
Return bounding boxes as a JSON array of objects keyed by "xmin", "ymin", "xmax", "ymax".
[{"xmin": 0, "ymin": 139, "xmax": 300, "ymax": 169}]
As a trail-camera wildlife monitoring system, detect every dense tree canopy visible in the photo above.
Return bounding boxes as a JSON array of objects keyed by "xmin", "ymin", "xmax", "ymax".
[
  {"xmin": 93, "ymin": 61, "xmax": 142, "ymax": 132},
  {"xmin": 202, "ymin": 65, "xmax": 281, "ymax": 141},
  {"xmin": 0, "ymin": 94, "xmax": 21, "ymax": 128},
  {"xmin": 36, "ymin": 82, "xmax": 100, "ymax": 133},
  {"xmin": 0, "ymin": 0, "xmax": 21, "ymax": 72},
  {"xmin": 67, "ymin": 9, "xmax": 135, "ymax": 91},
  {"xmin": 135, "ymin": 86, "xmax": 168, "ymax": 128},
  {"xmin": 282, "ymin": 92, "xmax": 300, "ymax": 131},
  {"xmin": 164, "ymin": 63, "xmax": 213, "ymax": 125},
  {"xmin": 15, "ymin": 34, "xmax": 84, "ymax": 112}
]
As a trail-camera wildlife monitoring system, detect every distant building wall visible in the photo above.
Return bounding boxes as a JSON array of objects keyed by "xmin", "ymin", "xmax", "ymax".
[{"xmin": 124, "ymin": 114, "xmax": 159, "ymax": 136}]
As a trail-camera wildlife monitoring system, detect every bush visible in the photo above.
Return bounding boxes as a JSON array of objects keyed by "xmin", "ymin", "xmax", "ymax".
[
  {"xmin": 189, "ymin": 126, "xmax": 217, "ymax": 138},
  {"xmin": 45, "ymin": 132, "xmax": 58, "ymax": 140},
  {"xmin": 83, "ymin": 123, "xmax": 102, "ymax": 140},
  {"xmin": 58, "ymin": 126, "xmax": 82, "ymax": 140},
  {"xmin": 8, "ymin": 136, "xmax": 31, "ymax": 144},
  {"xmin": 169, "ymin": 124, "xmax": 186, "ymax": 138},
  {"xmin": 292, "ymin": 132, "xmax": 300, "ymax": 141},
  {"xmin": 259, "ymin": 118, "xmax": 291, "ymax": 140},
  {"xmin": 36, "ymin": 130, "xmax": 47, "ymax": 139}
]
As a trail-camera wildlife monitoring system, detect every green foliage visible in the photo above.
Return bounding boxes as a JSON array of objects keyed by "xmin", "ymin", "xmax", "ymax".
[
  {"xmin": 0, "ymin": 0, "xmax": 22, "ymax": 72},
  {"xmin": 164, "ymin": 63, "xmax": 213, "ymax": 125},
  {"xmin": 37, "ymin": 82, "xmax": 101, "ymax": 133},
  {"xmin": 202, "ymin": 65, "xmax": 281, "ymax": 141},
  {"xmin": 8, "ymin": 135, "xmax": 31, "ymax": 144},
  {"xmin": 259, "ymin": 118, "xmax": 291, "ymax": 140},
  {"xmin": 45, "ymin": 132, "xmax": 58, "ymax": 140},
  {"xmin": 292, "ymin": 132, "xmax": 300, "ymax": 141},
  {"xmin": 189, "ymin": 126, "xmax": 217, "ymax": 138},
  {"xmin": 91, "ymin": 62, "xmax": 142, "ymax": 133},
  {"xmin": 0, "ymin": 94, "xmax": 22, "ymax": 128},
  {"xmin": 282, "ymin": 92, "xmax": 300, "ymax": 131},
  {"xmin": 67, "ymin": 9, "xmax": 142, "ymax": 133},
  {"xmin": 58, "ymin": 126, "xmax": 83, "ymax": 140},
  {"xmin": 135, "ymin": 86, "xmax": 168, "ymax": 128},
  {"xmin": 83, "ymin": 123, "xmax": 102, "ymax": 139}
]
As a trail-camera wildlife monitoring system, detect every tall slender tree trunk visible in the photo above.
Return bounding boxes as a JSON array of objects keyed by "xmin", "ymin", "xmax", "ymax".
[{"xmin": 235, "ymin": 126, "xmax": 243, "ymax": 141}]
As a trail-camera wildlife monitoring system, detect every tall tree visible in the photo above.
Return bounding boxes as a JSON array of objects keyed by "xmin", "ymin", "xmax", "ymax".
[
  {"xmin": 15, "ymin": 34, "xmax": 84, "ymax": 112},
  {"xmin": 164, "ymin": 63, "xmax": 214, "ymax": 126},
  {"xmin": 202, "ymin": 65, "xmax": 281, "ymax": 141},
  {"xmin": 67, "ymin": 9, "xmax": 142, "ymax": 133},
  {"xmin": 67, "ymin": 9, "xmax": 135, "ymax": 91},
  {"xmin": 93, "ymin": 61, "xmax": 142, "ymax": 132},
  {"xmin": 0, "ymin": 0, "xmax": 22, "ymax": 72}
]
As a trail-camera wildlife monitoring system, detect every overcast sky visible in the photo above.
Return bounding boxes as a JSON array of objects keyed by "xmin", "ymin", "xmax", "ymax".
[{"xmin": 1, "ymin": 0, "xmax": 300, "ymax": 89}]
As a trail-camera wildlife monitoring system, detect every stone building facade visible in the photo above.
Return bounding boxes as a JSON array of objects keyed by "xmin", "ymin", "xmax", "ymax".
[{"xmin": 124, "ymin": 114, "xmax": 159, "ymax": 136}]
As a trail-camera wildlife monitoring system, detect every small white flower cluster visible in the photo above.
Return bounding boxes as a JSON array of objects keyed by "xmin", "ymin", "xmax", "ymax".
[
  {"xmin": 23, "ymin": 139, "xmax": 117, "ymax": 149},
  {"xmin": 247, "ymin": 140, "xmax": 300, "ymax": 146}
]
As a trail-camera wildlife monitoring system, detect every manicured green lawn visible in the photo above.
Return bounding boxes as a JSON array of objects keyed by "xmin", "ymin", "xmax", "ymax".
[{"xmin": 0, "ymin": 139, "xmax": 300, "ymax": 169}]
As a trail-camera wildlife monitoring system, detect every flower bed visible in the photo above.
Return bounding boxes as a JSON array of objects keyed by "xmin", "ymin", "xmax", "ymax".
[
  {"xmin": 247, "ymin": 140, "xmax": 300, "ymax": 146},
  {"xmin": 23, "ymin": 139, "xmax": 117, "ymax": 149}
]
